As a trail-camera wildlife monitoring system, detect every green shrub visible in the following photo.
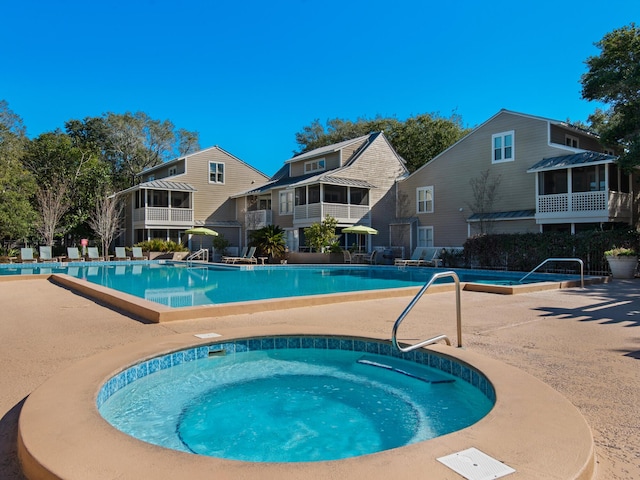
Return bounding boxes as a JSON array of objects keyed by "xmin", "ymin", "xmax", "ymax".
[{"xmin": 134, "ymin": 239, "xmax": 188, "ymax": 252}]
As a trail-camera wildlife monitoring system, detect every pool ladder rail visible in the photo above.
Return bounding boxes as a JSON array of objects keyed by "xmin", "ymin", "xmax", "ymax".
[
  {"xmin": 519, "ymin": 257, "xmax": 584, "ymax": 287},
  {"xmin": 392, "ymin": 271, "xmax": 462, "ymax": 352},
  {"xmin": 186, "ymin": 248, "xmax": 209, "ymax": 264}
]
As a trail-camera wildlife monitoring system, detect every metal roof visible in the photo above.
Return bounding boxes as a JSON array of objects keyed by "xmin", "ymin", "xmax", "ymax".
[
  {"xmin": 290, "ymin": 175, "xmax": 377, "ymax": 189},
  {"xmin": 467, "ymin": 209, "xmax": 536, "ymax": 221},
  {"xmin": 117, "ymin": 180, "xmax": 197, "ymax": 194},
  {"xmin": 527, "ymin": 152, "xmax": 616, "ymax": 173},
  {"xmin": 284, "ymin": 135, "xmax": 370, "ymax": 163}
]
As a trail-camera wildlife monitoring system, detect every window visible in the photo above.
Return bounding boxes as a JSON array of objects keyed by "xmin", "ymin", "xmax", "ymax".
[
  {"xmin": 304, "ymin": 158, "xmax": 325, "ymax": 173},
  {"xmin": 209, "ymin": 162, "xmax": 225, "ymax": 183},
  {"xmin": 492, "ymin": 131, "xmax": 514, "ymax": 163},
  {"xmin": 417, "ymin": 226, "xmax": 434, "ymax": 247},
  {"xmin": 279, "ymin": 191, "xmax": 294, "ymax": 215},
  {"xmin": 416, "ymin": 186, "xmax": 434, "ymax": 213},
  {"xmin": 565, "ymin": 135, "xmax": 579, "ymax": 148},
  {"xmin": 168, "ymin": 166, "xmax": 177, "ymax": 176}
]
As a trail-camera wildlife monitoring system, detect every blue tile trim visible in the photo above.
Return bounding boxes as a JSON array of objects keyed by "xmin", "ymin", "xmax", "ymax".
[{"xmin": 96, "ymin": 336, "xmax": 495, "ymax": 409}]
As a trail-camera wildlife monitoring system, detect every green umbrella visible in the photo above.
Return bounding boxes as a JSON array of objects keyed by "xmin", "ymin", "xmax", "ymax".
[
  {"xmin": 342, "ymin": 225, "xmax": 378, "ymax": 252},
  {"xmin": 185, "ymin": 227, "xmax": 218, "ymax": 250}
]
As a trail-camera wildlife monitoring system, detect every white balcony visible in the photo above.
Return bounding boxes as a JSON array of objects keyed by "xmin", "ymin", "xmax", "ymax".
[
  {"xmin": 133, "ymin": 207, "xmax": 194, "ymax": 228},
  {"xmin": 535, "ymin": 191, "xmax": 632, "ymax": 223},
  {"xmin": 293, "ymin": 203, "xmax": 371, "ymax": 225},
  {"xmin": 245, "ymin": 210, "xmax": 273, "ymax": 229}
]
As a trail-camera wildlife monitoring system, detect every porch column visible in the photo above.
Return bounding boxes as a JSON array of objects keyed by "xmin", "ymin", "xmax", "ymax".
[{"xmin": 567, "ymin": 169, "xmax": 573, "ymax": 212}]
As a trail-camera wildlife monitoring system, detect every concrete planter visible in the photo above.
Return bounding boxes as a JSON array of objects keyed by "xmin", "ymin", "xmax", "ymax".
[
  {"xmin": 286, "ymin": 252, "xmax": 345, "ymax": 264},
  {"xmin": 606, "ymin": 256, "xmax": 638, "ymax": 279}
]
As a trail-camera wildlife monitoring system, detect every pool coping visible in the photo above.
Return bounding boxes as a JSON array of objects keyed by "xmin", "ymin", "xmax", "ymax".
[
  {"xmin": 17, "ymin": 326, "xmax": 596, "ymax": 480},
  {"xmin": 0, "ymin": 271, "xmax": 607, "ymax": 323}
]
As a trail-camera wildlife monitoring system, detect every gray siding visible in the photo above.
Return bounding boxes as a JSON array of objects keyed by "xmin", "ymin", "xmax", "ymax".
[{"xmin": 399, "ymin": 111, "xmax": 589, "ymax": 247}]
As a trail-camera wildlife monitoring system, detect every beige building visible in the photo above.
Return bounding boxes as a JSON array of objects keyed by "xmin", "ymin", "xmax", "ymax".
[
  {"xmin": 396, "ymin": 109, "xmax": 636, "ymax": 253},
  {"xmin": 232, "ymin": 132, "xmax": 409, "ymax": 252},
  {"xmin": 116, "ymin": 146, "xmax": 270, "ymax": 250}
]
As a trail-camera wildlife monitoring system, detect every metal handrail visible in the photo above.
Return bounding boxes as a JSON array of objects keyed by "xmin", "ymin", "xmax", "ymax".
[
  {"xmin": 186, "ymin": 248, "xmax": 209, "ymax": 263},
  {"xmin": 391, "ymin": 271, "xmax": 462, "ymax": 352},
  {"xmin": 519, "ymin": 258, "xmax": 584, "ymax": 288}
]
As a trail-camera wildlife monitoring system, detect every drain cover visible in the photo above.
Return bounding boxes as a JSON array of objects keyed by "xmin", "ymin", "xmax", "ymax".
[{"xmin": 437, "ymin": 447, "xmax": 515, "ymax": 480}]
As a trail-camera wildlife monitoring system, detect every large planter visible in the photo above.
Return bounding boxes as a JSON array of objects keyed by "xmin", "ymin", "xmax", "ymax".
[{"xmin": 606, "ymin": 256, "xmax": 638, "ymax": 279}]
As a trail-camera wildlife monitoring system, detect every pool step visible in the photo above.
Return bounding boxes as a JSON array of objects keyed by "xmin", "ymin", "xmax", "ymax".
[{"xmin": 357, "ymin": 355, "xmax": 454, "ymax": 384}]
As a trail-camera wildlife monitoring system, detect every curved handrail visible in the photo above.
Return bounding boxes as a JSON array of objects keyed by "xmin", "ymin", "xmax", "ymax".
[
  {"xmin": 518, "ymin": 258, "xmax": 584, "ymax": 287},
  {"xmin": 392, "ymin": 271, "xmax": 462, "ymax": 352}
]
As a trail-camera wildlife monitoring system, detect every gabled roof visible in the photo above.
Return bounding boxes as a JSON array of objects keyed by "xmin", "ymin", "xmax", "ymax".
[
  {"xmin": 232, "ymin": 132, "xmax": 402, "ymax": 197},
  {"xmin": 527, "ymin": 152, "xmax": 617, "ymax": 173},
  {"xmin": 284, "ymin": 135, "xmax": 371, "ymax": 163},
  {"xmin": 117, "ymin": 179, "xmax": 197, "ymax": 195}
]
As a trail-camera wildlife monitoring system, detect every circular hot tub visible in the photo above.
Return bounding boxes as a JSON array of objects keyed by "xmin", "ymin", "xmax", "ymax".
[{"xmin": 18, "ymin": 327, "xmax": 596, "ymax": 480}]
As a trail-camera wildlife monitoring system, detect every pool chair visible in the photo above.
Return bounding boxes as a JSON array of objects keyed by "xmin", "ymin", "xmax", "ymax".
[
  {"xmin": 66, "ymin": 247, "xmax": 85, "ymax": 262},
  {"xmin": 421, "ymin": 247, "xmax": 443, "ymax": 267},
  {"xmin": 19, "ymin": 247, "xmax": 37, "ymax": 263},
  {"xmin": 343, "ymin": 250, "xmax": 352, "ymax": 264},
  {"xmin": 114, "ymin": 247, "xmax": 128, "ymax": 261},
  {"xmin": 237, "ymin": 246, "xmax": 257, "ymax": 264},
  {"xmin": 364, "ymin": 250, "xmax": 377, "ymax": 265},
  {"xmin": 395, "ymin": 247, "xmax": 427, "ymax": 267},
  {"xmin": 131, "ymin": 247, "xmax": 148, "ymax": 260},
  {"xmin": 86, "ymin": 247, "xmax": 105, "ymax": 261},
  {"xmin": 222, "ymin": 246, "xmax": 248, "ymax": 264},
  {"xmin": 38, "ymin": 246, "xmax": 58, "ymax": 263}
]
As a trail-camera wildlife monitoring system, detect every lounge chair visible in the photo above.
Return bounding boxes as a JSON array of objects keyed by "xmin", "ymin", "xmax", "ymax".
[
  {"xmin": 395, "ymin": 247, "xmax": 427, "ymax": 267},
  {"xmin": 19, "ymin": 248, "xmax": 37, "ymax": 263},
  {"xmin": 66, "ymin": 247, "xmax": 85, "ymax": 262},
  {"xmin": 86, "ymin": 247, "xmax": 105, "ymax": 261},
  {"xmin": 131, "ymin": 247, "xmax": 148, "ymax": 260},
  {"xmin": 237, "ymin": 246, "xmax": 257, "ymax": 264},
  {"xmin": 421, "ymin": 247, "xmax": 443, "ymax": 267},
  {"xmin": 114, "ymin": 247, "xmax": 128, "ymax": 261},
  {"xmin": 38, "ymin": 246, "xmax": 58, "ymax": 263},
  {"xmin": 343, "ymin": 250, "xmax": 352, "ymax": 264},
  {"xmin": 222, "ymin": 247, "xmax": 248, "ymax": 264}
]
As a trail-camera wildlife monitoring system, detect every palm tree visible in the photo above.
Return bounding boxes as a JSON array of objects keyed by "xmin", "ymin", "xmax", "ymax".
[{"xmin": 249, "ymin": 225, "xmax": 286, "ymax": 261}]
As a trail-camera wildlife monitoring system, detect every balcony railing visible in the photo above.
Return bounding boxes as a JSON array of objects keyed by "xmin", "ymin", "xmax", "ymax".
[
  {"xmin": 536, "ymin": 191, "xmax": 631, "ymax": 221},
  {"xmin": 293, "ymin": 203, "xmax": 371, "ymax": 224},
  {"xmin": 133, "ymin": 207, "xmax": 193, "ymax": 227},
  {"xmin": 245, "ymin": 210, "xmax": 273, "ymax": 229}
]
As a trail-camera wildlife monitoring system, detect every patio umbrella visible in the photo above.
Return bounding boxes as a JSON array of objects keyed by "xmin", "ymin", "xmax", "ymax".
[
  {"xmin": 185, "ymin": 227, "xmax": 218, "ymax": 250},
  {"xmin": 342, "ymin": 225, "xmax": 378, "ymax": 252}
]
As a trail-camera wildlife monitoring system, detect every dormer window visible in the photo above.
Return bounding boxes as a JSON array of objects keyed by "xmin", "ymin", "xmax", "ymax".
[
  {"xmin": 168, "ymin": 166, "xmax": 177, "ymax": 176},
  {"xmin": 304, "ymin": 158, "xmax": 326, "ymax": 174},
  {"xmin": 565, "ymin": 135, "xmax": 579, "ymax": 148}
]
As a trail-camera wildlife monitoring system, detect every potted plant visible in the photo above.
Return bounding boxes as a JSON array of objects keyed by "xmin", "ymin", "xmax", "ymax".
[{"xmin": 604, "ymin": 247, "xmax": 638, "ymax": 279}]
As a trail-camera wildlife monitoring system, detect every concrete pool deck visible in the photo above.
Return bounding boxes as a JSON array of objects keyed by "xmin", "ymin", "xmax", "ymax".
[{"xmin": 1, "ymin": 277, "xmax": 639, "ymax": 478}]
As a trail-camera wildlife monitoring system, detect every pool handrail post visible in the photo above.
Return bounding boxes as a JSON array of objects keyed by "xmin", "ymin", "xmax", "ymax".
[
  {"xmin": 518, "ymin": 258, "xmax": 584, "ymax": 288},
  {"xmin": 391, "ymin": 270, "xmax": 462, "ymax": 352}
]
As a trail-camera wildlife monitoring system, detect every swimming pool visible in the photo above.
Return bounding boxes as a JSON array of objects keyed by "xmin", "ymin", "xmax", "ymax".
[
  {"xmin": 0, "ymin": 261, "xmax": 585, "ymax": 308},
  {"xmin": 98, "ymin": 336, "xmax": 494, "ymax": 462}
]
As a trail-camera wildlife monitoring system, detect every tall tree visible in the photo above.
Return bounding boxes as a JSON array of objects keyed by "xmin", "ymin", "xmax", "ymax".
[
  {"xmin": 66, "ymin": 112, "xmax": 200, "ymax": 189},
  {"xmin": 581, "ymin": 23, "xmax": 640, "ymax": 169},
  {"xmin": 0, "ymin": 100, "xmax": 37, "ymax": 243},
  {"xmin": 89, "ymin": 194, "xmax": 124, "ymax": 257},
  {"xmin": 35, "ymin": 178, "xmax": 70, "ymax": 246},
  {"xmin": 294, "ymin": 113, "xmax": 468, "ymax": 172},
  {"xmin": 467, "ymin": 169, "xmax": 502, "ymax": 235}
]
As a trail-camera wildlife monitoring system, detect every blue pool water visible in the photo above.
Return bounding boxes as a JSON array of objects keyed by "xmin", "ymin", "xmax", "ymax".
[
  {"xmin": 98, "ymin": 338, "xmax": 494, "ymax": 462},
  {"xmin": 0, "ymin": 262, "xmax": 581, "ymax": 307}
]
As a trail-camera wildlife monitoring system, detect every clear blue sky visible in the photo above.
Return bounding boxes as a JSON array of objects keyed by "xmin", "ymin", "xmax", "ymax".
[{"xmin": 2, "ymin": 0, "xmax": 638, "ymax": 176}]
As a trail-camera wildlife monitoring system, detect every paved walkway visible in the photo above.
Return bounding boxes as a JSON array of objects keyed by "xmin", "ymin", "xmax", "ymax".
[{"xmin": 1, "ymin": 278, "xmax": 639, "ymax": 479}]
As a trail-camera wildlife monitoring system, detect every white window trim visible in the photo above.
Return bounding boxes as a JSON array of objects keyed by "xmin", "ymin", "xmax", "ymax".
[
  {"xmin": 492, "ymin": 130, "xmax": 515, "ymax": 164},
  {"xmin": 416, "ymin": 186, "xmax": 434, "ymax": 214},
  {"xmin": 279, "ymin": 190, "xmax": 294, "ymax": 215},
  {"xmin": 304, "ymin": 158, "xmax": 326, "ymax": 174},
  {"xmin": 565, "ymin": 134, "xmax": 579, "ymax": 148},
  {"xmin": 208, "ymin": 161, "xmax": 225, "ymax": 184},
  {"xmin": 417, "ymin": 226, "xmax": 434, "ymax": 247}
]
